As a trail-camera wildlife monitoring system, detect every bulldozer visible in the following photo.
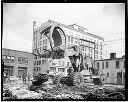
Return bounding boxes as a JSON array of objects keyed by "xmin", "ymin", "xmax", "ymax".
[{"xmin": 33, "ymin": 23, "xmax": 107, "ymax": 87}]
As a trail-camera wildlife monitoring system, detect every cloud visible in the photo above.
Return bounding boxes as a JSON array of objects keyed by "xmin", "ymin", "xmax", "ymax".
[{"xmin": 2, "ymin": 3, "xmax": 125, "ymax": 57}]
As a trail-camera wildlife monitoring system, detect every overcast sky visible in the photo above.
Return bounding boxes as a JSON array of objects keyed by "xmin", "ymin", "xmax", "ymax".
[{"xmin": 2, "ymin": 3, "xmax": 125, "ymax": 58}]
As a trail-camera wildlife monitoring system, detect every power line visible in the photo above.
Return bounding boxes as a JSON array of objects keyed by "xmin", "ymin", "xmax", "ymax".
[
  {"xmin": 104, "ymin": 38, "xmax": 125, "ymax": 43},
  {"xmin": 103, "ymin": 31, "xmax": 125, "ymax": 37}
]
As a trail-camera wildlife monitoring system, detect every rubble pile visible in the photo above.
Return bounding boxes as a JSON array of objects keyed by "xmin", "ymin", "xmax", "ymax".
[{"xmin": 3, "ymin": 76, "xmax": 125, "ymax": 100}]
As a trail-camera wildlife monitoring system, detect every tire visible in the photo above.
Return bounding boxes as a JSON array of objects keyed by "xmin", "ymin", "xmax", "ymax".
[
  {"xmin": 70, "ymin": 72, "xmax": 84, "ymax": 87},
  {"xmin": 53, "ymin": 74, "xmax": 64, "ymax": 85}
]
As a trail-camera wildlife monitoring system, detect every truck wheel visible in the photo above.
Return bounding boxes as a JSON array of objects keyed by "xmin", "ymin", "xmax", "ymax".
[
  {"xmin": 53, "ymin": 74, "xmax": 64, "ymax": 85},
  {"xmin": 70, "ymin": 72, "xmax": 84, "ymax": 87}
]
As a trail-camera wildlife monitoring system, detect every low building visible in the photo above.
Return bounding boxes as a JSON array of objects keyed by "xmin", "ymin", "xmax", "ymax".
[
  {"xmin": 2, "ymin": 48, "xmax": 34, "ymax": 78},
  {"xmin": 95, "ymin": 53, "xmax": 125, "ymax": 85}
]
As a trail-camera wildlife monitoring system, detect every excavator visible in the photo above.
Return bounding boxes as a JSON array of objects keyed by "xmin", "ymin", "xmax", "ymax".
[{"xmin": 33, "ymin": 23, "xmax": 107, "ymax": 87}]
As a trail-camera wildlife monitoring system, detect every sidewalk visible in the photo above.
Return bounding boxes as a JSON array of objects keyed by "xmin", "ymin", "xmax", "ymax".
[{"xmin": 84, "ymin": 82, "xmax": 124, "ymax": 88}]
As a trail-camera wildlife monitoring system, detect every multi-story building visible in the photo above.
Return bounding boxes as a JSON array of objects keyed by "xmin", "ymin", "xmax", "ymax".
[
  {"xmin": 95, "ymin": 53, "xmax": 125, "ymax": 85},
  {"xmin": 2, "ymin": 48, "xmax": 34, "ymax": 78},
  {"xmin": 32, "ymin": 20, "xmax": 104, "ymax": 75}
]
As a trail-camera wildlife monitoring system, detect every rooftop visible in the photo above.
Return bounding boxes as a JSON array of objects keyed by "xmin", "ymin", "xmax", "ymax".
[
  {"xmin": 35, "ymin": 20, "xmax": 104, "ymax": 41},
  {"xmin": 95, "ymin": 57, "xmax": 125, "ymax": 61},
  {"xmin": 2, "ymin": 48, "xmax": 33, "ymax": 55}
]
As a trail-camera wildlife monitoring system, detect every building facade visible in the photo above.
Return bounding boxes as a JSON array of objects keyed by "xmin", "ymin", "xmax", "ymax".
[
  {"xmin": 32, "ymin": 20, "xmax": 104, "ymax": 75},
  {"xmin": 2, "ymin": 48, "xmax": 34, "ymax": 78},
  {"xmin": 95, "ymin": 53, "xmax": 125, "ymax": 85}
]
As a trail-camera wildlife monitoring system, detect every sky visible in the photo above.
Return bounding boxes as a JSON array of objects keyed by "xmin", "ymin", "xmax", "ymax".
[{"xmin": 2, "ymin": 3, "xmax": 125, "ymax": 58}]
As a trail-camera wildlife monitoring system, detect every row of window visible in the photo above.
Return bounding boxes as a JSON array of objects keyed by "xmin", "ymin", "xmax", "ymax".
[
  {"xmin": 50, "ymin": 67, "xmax": 65, "ymax": 73},
  {"xmin": 58, "ymin": 61, "xmax": 65, "ymax": 66},
  {"xmin": 34, "ymin": 60, "xmax": 47, "ymax": 65},
  {"xmin": 33, "ymin": 45, "xmax": 48, "ymax": 54},
  {"xmin": 43, "ymin": 39, "xmax": 47, "ymax": 45},
  {"xmin": 58, "ymin": 68, "xmax": 65, "ymax": 72},
  {"xmin": 18, "ymin": 57, "xmax": 28, "ymax": 65},
  {"xmin": 2, "ymin": 55, "xmax": 15, "ymax": 63},
  {"xmin": 4, "ymin": 66, "xmax": 14, "ymax": 76},
  {"xmin": 105, "ymin": 72, "xmax": 125, "ymax": 78},
  {"xmin": 66, "ymin": 35, "xmax": 102, "ymax": 49},
  {"xmin": 33, "ymin": 67, "xmax": 41, "ymax": 74},
  {"xmin": 96, "ymin": 60, "xmax": 125, "ymax": 69}
]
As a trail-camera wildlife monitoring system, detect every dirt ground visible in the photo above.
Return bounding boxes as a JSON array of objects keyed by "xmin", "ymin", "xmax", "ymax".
[{"xmin": 3, "ymin": 78, "xmax": 125, "ymax": 100}]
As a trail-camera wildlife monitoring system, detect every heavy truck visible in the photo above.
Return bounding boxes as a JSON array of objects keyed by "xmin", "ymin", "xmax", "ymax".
[{"xmin": 32, "ymin": 23, "xmax": 106, "ymax": 87}]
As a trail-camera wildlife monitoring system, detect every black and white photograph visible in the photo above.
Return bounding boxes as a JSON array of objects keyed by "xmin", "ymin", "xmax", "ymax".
[{"xmin": 2, "ymin": 3, "xmax": 125, "ymax": 101}]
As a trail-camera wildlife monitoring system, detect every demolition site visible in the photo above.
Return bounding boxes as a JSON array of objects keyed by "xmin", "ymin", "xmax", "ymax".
[{"xmin": 2, "ymin": 20, "xmax": 125, "ymax": 100}]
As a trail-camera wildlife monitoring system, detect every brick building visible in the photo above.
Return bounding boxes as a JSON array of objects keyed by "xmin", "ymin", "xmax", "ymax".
[
  {"xmin": 2, "ymin": 48, "xmax": 34, "ymax": 78},
  {"xmin": 95, "ymin": 53, "xmax": 125, "ymax": 85}
]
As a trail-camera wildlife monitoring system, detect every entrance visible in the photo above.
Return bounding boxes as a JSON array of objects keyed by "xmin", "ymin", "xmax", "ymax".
[
  {"xmin": 18, "ymin": 67, "xmax": 27, "ymax": 78},
  {"xmin": 117, "ymin": 72, "xmax": 122, "ymax": 84},
  {"xmin": 4, "ymin": 66, "xmax": 14, "ymax": 77}
]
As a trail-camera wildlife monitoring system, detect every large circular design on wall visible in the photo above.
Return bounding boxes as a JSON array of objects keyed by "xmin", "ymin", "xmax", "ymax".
[{"xmin": 50, "ymin": 25, "xmax": 66, "ymax": 50}]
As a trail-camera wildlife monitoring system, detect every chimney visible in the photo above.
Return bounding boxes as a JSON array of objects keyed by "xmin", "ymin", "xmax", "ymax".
[{"xmin": 110, "ymin": 53, "xmax": 116, "ymax": 59}]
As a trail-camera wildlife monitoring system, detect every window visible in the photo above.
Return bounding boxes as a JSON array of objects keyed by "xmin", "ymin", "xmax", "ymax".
[
  {"xmin": 95, "ymin": 50, "xmax": 98, "ymax": 54},
  {"xmin": 7, "ymin": 56, "xmax": 11, "ymax": 59},
  {"xmin": 75, "ymin": 38, "xmax": 77, "ymax": 44},
  {"xmin": 59, "ymin": 61, "xmax": 61, "ymax": 66},
  {"xmin": 100, "ymin": 51, "xmax": 102, "ymax": 55},
  {"xmin": 42, "ymin": 60, "xmax": 44, "ymax": 65},
  {"xmin": 33, "ymin": 37, "xmax": 35, "ymax": 42},
  {"xmin": 97, "ymin": 62, "xmax": 99, "ymax": 68},
  {"xmin": 4, "ymin": 66, "xmax": 14, "ymax": 76},
  {"xmin": 58, "ymin": 68, "xmax": 65, "ymax": 72},
  {"xmin": 107, "ymin": 73, "xmax": 109, "ymax": 77},
  {"xmin": 100, "ymin": 45, "xmax": 102, "ymax": 50},
  {"xmin": 116, "ymin": 61, "xmax": 119, "ymax": 68},
  {"xmin": 117, "ymin": 72, "xmax": 122, "ymax": 78},
  {"xmin": 38, "ymin": 67, "xmax": 40, "ymax": 72},
  {"xmin": 95, "ymin": 55, "xmax": 98, "ymax": 59},
  {"xmin": 62, "ymin": 61, "xmax": 64, "ymax": 66},
  {"xmin": 91, "ymin": 49, "xmax": 93, "ymax": 53},
  {"xmin": 89, "ymin": 48, "xmax": 90, "ymax": 52},
  {"xmin": 39, "ymin": 60, "xmax": 41, "ymax": 65},
  {"xmin": 34, "ymin": 61, "xmax": 36, "ymax": 65},
  {"xmin": 84, "ymin": 47, "xmax": 86, "ymax": 51},
  {"xmin": 71, "ymin": 37, "xmax": 73, "ymax": 43},
  {"xmin": 18, "ymin": 57, "xmax": 22, "ymax": 64},
  {"xmin": 50, "ymin": 67, "xmax": 56, "ymax": 72},
  {"xmin": 45, "ymin": 39, "xmax": 47, "ymax": 44},
  {"xmin": 102, "ymin": 62, "xmax": 104, "ymax": 69},
  {"xmin": 40, "ymin": 41, "xmax": 42, "ymax": 45},
  {"xmin": 25, "ymin": 58, "xmax": 28, "ymax": 64},
  {"xmin": 43, "ymin": 40, "xmax": 45, "ymax": 44},
  {"xmin": 11, "ymin": 56, "xmax": 14, "ymax": 59},
  {"xmin": 40, "ymin": 47, "xmax": 42, "ymax": 52},
  {"xmin": 67, "ymin": 62, "xmax": 69, "ymax": 66},
  {"xmin": 68, "ymin": 36, "xmax": 70, "ymax": 42},
  {"xmin": 37, "ymin": 61, "xmax": 39, "ymax": 65},
  {"xmin": 106, "ymin": 62, "xmax": 108, "ymax": 68},
  {"xmin": 124, "ymin": 60, "xmax": 125, "ymax": 68},
  {"xmin": 82, "ymin": 46, "xmax": 84, "ymax": 51},
  {"xmin": 2, "ymin": 55, "xmax": 6, "ymax": 59}
]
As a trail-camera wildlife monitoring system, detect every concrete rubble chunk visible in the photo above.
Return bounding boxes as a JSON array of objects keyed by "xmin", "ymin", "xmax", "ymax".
[{"xmin": 3, "ymin": 77, "xmax": 125, "ymax": 100}]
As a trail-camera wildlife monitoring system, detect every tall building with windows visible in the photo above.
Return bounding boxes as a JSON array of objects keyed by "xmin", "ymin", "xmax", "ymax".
[
  {"xmin": 95, "ymin": 53, "xmax": 125, "ymax": 85},
  {"xmin": 2, "ymin": 48, "xmax": 34, "ymax": 78},
  {"xmin": 32, "ymin": 20, "xmax": 104, "ymax": 75}
]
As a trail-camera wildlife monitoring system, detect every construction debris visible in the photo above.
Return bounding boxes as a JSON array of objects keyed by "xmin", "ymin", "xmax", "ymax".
[{"xmin": 3, "ymin": 77, "xmax": 125, "ymax": 100}]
